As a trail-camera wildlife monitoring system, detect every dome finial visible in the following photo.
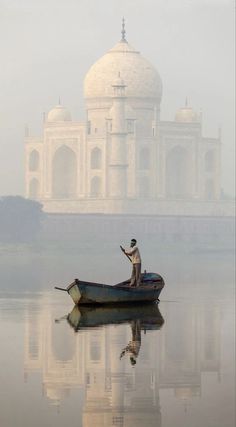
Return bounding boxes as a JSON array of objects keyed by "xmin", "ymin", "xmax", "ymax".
[
  {"xmin": 121, "ymin": 17, "xmax": 126, "ymax": 42},
  {"xmin": 185, "ymin": 97, "xmax": 188, "ymax": 107}
]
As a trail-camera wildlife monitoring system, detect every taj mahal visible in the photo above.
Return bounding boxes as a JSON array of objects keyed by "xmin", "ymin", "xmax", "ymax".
[{"xmin": 25, "ymin": 22, "xmax": 228, "ymax": 217}]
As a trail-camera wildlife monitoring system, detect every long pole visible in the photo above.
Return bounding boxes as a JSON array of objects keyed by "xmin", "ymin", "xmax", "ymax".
[{"xmin": 120, "ymin": 245, "xmax": 132, "ymax": 263}]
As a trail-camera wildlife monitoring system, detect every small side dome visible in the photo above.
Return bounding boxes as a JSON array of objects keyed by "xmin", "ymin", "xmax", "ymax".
[
  {"xmin": 175, "ymin": 99, "xmax": 199, "ymax": 123},
  {"xmin": 47, "ymin": 103, "xmax": 71, "ymax": 122}
]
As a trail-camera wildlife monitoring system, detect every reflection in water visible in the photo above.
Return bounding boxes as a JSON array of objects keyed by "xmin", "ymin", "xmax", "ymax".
[
  {"xmin": 158, "ymin": 303, "xmax": 221, "ymax": 407},
  {"xmin": 120, "ymin": 320, "xmax": 141, "ymax": 366},
  {"xmin": 23, "ymin": 297, "xmax": 223, "ymax": 426},
  {"xmin": 67, "ymin": 303, "xmax": 164, "ymax": 332},
  {"xmin": 67, "ymin": 304, "xmax": 164, "ymax": 369}
]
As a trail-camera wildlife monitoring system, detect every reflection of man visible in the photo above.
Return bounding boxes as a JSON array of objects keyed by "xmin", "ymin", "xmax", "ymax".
[
  {"xmin": 120, "ymin": 320, "xmax": 141, "ymax": 366},
  {"xmin": 121, "ymin": 238, "xmax": 142, "ymax": 287}
]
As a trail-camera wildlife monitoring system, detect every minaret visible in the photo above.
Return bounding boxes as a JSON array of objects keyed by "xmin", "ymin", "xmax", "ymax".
[{"xmin": 108, "ymin": 73, "xmax": 128, "ymax": 198}]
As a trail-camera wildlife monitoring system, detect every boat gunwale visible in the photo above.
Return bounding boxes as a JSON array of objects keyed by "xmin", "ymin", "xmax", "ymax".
[{"xmin": 67, "ymin": 279, "xmax": 164, "ymax": 293}]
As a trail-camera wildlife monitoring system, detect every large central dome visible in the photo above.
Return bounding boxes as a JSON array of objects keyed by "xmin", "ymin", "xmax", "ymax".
[{"xmin": 84, "ymin": 39, "xmax": 162, "ymax": 101}]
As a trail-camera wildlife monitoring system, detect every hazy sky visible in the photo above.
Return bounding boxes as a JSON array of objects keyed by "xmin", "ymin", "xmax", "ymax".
[{"xmin": 0, "ymin": 0, "xmax": 235, "ymax": 195}]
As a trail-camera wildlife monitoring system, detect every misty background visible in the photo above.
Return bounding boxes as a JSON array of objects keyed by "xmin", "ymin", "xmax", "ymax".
[{"xmin": 0, "ymin": 0, "xmax": 235, "ymax": 197}]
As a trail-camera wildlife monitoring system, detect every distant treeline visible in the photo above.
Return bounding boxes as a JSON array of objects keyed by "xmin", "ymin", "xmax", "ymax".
[{"xmin": 0, "ymin": 196, "xmax": 44, "ymax": 243}]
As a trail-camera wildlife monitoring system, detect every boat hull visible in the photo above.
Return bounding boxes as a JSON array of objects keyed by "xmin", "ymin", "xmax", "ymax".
[
  {"xmin": 66, "ymin": 273, "xmax": 164, "ymax": 305},
  {"xmin": 67, "ymin": 303, "xmax": 164, "ymax": 331}
]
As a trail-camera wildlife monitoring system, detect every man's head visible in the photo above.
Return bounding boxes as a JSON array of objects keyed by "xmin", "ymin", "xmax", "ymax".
[{"xmin": 130, "ymin": 238, "xmax": 137, "ymax": 247}]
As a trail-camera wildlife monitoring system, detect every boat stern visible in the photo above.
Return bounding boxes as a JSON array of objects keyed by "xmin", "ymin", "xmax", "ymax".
[{"xmin": 67, "ymin": 279, "xmax": 82, "ymax": 305}]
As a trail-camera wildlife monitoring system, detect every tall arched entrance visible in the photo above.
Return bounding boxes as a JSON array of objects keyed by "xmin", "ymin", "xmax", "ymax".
[
  {"xmin": 205, "ymin": 150, "xmax": 215, "ymax": 172},
  {"xmin": 205, "ymin": 179, "xmax": 215, "ymax": 200},
  {"xmin": 52, "ymin": 145, "xmax": 77, "ymax": 198},
  {"xmin": 90, "ymin": 176, "xmax": 102, "ymax": 197},
  {"xmin": 139, "ymin": 148, "xmax": 150, "ymax": 170},
  {"xmin": 91, "ymin": 147, "xmax": 102, "ymax": 169},
  {"xmin": 166, "ymin": 146, "xmax": 189, "ymax": 198},
  {"xmin": 29, "ymin": 150, "xmax": 39, "ymax": 171},
  {"xmin": 139, "ymin": 176, "xmax": 150, "ymax": 198}
]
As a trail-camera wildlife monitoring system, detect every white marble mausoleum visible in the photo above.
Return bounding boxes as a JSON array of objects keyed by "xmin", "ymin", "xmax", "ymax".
[{"xmin": 25, "ymin": 23, "xmax": 229, "ymax": 216}]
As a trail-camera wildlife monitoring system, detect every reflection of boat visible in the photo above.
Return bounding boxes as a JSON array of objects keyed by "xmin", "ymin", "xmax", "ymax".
[
  {"xmin": 56, "ymin": 272, "xmax": 164, "ymax": 305},
  {"xmin": 67, "ymin": 303, "xmax": 164, "ymax": 332}
]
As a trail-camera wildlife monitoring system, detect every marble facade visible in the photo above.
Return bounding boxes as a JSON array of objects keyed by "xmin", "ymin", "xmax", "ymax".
[{"xmin": 25, "ymin": 26, "xmax": 228, "ymax": 216}]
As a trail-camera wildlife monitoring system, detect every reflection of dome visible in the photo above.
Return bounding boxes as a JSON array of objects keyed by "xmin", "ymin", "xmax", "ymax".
[
  {"xmin": 175, "ymin": 100, "xmax": 199, "ymax": 123},
  {"xmin": 174, "ymin": 386, "xmax": 200, "ymax": 399},
  {"xmin": 45, "ymin": 384, "xmax": 66, "ymax": 402},
  {"xmin": 46, "ymin": 388, "xmax": 59, "ymax": 401},
  {"xmin": 84, "ymin": 39, "xmax": 162, "ymax": 100},
  {"xmin": 47, "ymin": 104, "xmax": 71, "ymax": 122}
]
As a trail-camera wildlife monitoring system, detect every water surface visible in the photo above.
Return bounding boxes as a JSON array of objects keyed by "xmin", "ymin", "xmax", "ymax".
[{"xmin": 0, "ymin": 251, "xmax": 234, "ymax": 427}]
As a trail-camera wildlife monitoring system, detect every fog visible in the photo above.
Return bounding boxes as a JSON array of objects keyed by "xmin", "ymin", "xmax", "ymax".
[
  {"xmin": 0, "ymin": 4, "xmax": 235, "ymax": 421},
  {"xmin": 0, "ymin": 0, "xmax": 235, "ymax": 196}
]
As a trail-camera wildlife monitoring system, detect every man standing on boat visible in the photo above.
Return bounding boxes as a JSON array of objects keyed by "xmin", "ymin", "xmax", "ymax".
[{"xmin": 121, "ymin": 238, "xmax": 142, "ymax": 287}]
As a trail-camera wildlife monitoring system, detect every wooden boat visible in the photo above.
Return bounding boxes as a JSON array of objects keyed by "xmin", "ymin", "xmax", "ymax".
[
  {"xmin": 55, "ymin": 272, "xmax": 164, "ymax": 305},
  {"xmin": 67, "ymin": 303, "xmax": 164, "ymax": 332}
]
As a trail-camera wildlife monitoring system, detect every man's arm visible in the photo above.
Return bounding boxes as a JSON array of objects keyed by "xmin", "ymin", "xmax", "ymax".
[{"xmin": 125, "ymin": 246, "xmax": 136, "ymax": 256}]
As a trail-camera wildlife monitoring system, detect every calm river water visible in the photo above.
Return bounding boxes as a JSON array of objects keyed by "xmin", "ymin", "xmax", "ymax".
[{"xmin": 0, "ymin": 250, "xmax": 235, "ymax": 427}]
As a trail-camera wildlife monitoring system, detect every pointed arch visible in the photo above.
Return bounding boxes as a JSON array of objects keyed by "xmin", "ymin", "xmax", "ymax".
[
  {"xmin": 205, "ymin": 179, "xmax": 215, "ymax": 200},
  {"xmin": 29, "ymin": 150, "xmax": 39, "ymax": 171},
  {"xmin": 139, "ymin": 176, "xmax": 150, "ymax": 198},
  {"xmin": 52, "ymin": 145, "xmax": 77, "ymax": 198},
  {"xmin": 166, "ymin": 146, "xmax": 189, "ymax": 198},
  {"xmin": 139, "ymin": 148, "xmax": 150, "ymax": 170},
  {"xmin": 90, "ymin": 338, "xmax": 101, "ymax": 361},
  {"xmin": 90, "ymin": 176, "xmax": 102, "ymax": 197},
  {"xmin": 52, "ymin": 321, "xmax": 75, "ymax": 362},
  {"xmin": 205, "ymin": 150, "xmax": 215, "ymax": 172},
  {"xmin": 29, "ymin": 178, "xmax": 39, "ymax": 199},
  {"xmin": 91, "ymin": 147, "xmax": 102, "ymax": 169}
]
